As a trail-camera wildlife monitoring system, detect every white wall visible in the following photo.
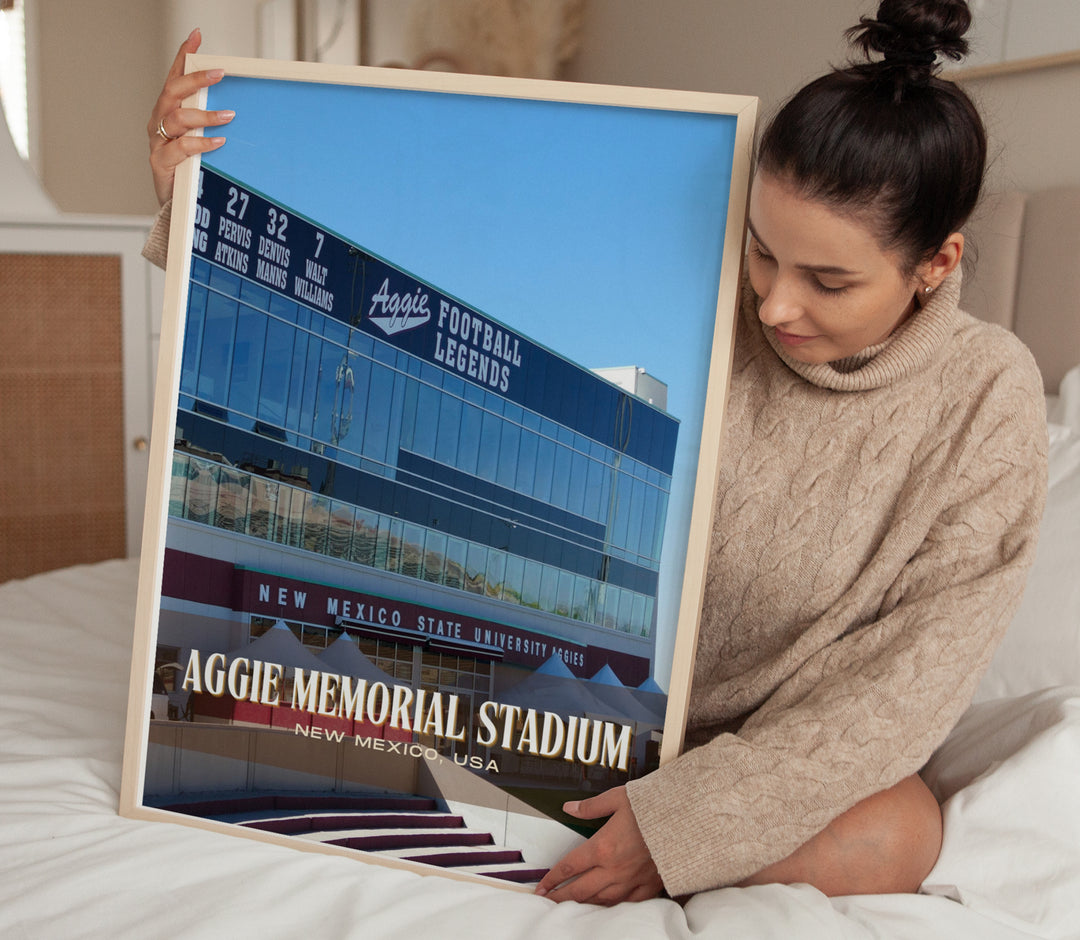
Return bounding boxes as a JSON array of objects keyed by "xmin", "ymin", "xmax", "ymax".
[
  {"xmin": 22, "ymin": 0, "xmax": 1080, "ymax": 216},
  {"xmin": 567, "ymin": 0, "xmax": 1080, "ymax": 196}
]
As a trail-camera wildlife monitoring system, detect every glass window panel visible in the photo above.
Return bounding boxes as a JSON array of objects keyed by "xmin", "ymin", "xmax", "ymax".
[
  {"xmin": 583, "ymin": 455, "xmax": 606, "ymax": 523},
  {"xmin": 373, "ymin": 513, "xmax": 392, "ymax": 569},
  {"xmin": 638, "ymin": 482, "xmax": 660, "ymax": 563},
  {"xmin": 228, "ymin": 304, "xmax": 267, "ymax": 418},
  {"xmin": 435, "ymin": 392, "xmax": 462, "ymax": 466},
  {"xmin": 284, "ymin": 329, "xmax": 309, "ymax": 433},
  {"xmin": 533, "ymin": 436, "xmax": 555, "ymax": 504},
  {"xmin": 297, "ymin": 336, "xmax": 322, "ymax": 439},
  {"xmin": 385, "ymin": 369, "xmax": 407, "ymax": 469},
  {"xmin": 279, "ymin": 484, "xmax": 303, "ymax": 549},
  {"xmin": 555, "ymin": 570, "xmax": 574, "ymax": 617},
  {"xmin": 457, "ymin": 402, "xmax": 483, "ymax": 476},
  {"xmin": 483, "ymin": 390, "xmax": 504, "ymax": 416},
  {"xmin": 336, "ymin": 352, "xmax": 370, "ymax": 454},
  {"xmin": 180, "ymin": 283, "xmax": 207, "ymax": 394},
  {"xmin": 514, "ymin": 429, "xmax": 538, "ymax": 496},
  {"xmin": 495, "ymin": 421, "xmax": 520, "ymax": 490},
  {"xmin": 502, "ymin": 554, "xmax": 525, "ymax": 607},
  {"xmin": 549, "ymin": 444, "xmax": 573, "ymax": 510},
  {"xmin": 350, "ymin": 508, "xmax": 379, "ymax": 567},
  {"xmin": 600, "ymin": 583, "xmax": 617, "ymax": 630},
  {"xmin": 328, "ymin": 501, "xmax": 354, "ymax": 558},
  {"xmin": 465, "ymin": 543, "xmax": 487, "ymax": 595},
  {"xmin": 627, "ymin": 476, "xmax": 648, "ymax": 560},
  {"xmin": 463, "ymin": 381, "xmax": 485, "ymax": 405},
  {"xmin": 269, "ymin": 483, "xmax": 292, "ymax": 546},
  {"xmin": 248, "ymin": 476, "xmax": 277, "ymax": 541},
  {"xmin": 361, "ymin": 361, "xmax": 395, "ymax": 465},
  {"xmin": 302, "ymin": 493, "xmax": 330, "ymax": 554},
  {"xmin": 197, "ymin": 291, "xmax": 238, "ymax": 403},
  {"xmin": 611, "ymin": 471, "xmax": 633, "ymax": 552},
  {"xmin": 572, "ymin": 576, "xmax": 591, "ymax": 622},
  {"xmin": 311, "ymin": 344, "xmax": 346, "ymax": 447},
  {"xmin": 215, "ymin": 466, "xmax": 248, "ymax": 533},
  {"xmin": 420, "ymin": 361, "xmax": 443, "ymax": 386},
  {"xmin": 183, "ymin": 458, "xmax": 217, "ymax": 526},
  {"xmin": 567, "ymin": 450, "xmax": 589, "ymax": 517},
  {"xmin": 412, "ymin": 381, "xmax": 440, "ymax": 459},
  {"xmin": 385, "ymin": 517, "xmax": 404, "ymax": 573},
  {"xmin": 398, "ymin": 376, "xmax": 419, "ymax": 453},
  {"xmin": 485, "ymin": 549, "xmax": 507, "ymax": 600},
  {"xmin": 444, "ymin": 537, "xmax": 467, "ymax": 591},
  {"xmin": 239, "ymin": 279, "xmax": 271, "ymax": 311},
  {"xmin": 617, "ymin": 589, "xmax": 635, "ymax": 633},
  {"xmin": 521, "ymin": 560, "xmax": 542, "ymax": 609},
  {"xmin": 476, "ymin": 410, "xmax": 502, "ymax": 482},
  {"xmin": 631, "ymin": 592, "xmax": 648, "ymax": 637},
  {"xmin": 208, "ymin": 265, "xmax": 241, "ymax": 297},
  {"xmin": 169, "ymin": 453, "xmax": 190, "ymax": 519},
  {"xmin": 442, "ymin": 372, "xmax": 465, "ymax": 398},
  {"xmin": 268, "ymin": 292, "xmax": 298, "ymax": 322},
  {"xmin": 422, "ymin": 530, "xmax": 446, "ymax": 584},
  {"xmin": 257, "ymin": 318, "xmax": 294, "ymax": 427},
  {"xmin": 322, "ymin": 317, "xmax": 349, "ymax": 346},
  {"xmin": 401, "ymin": 523, "xmax": 425, "ymax": 579},
  {"xmin": 374, "ymin": 340, "xmax": 397, "ymax": 366},
  {"xmin": 642, "ymin": 596, "xmax": 655, "ymax": 638},
  {"xmin": 653, "ymin": 490, "xmax": 670, "ymax": 562},
  {"xmin": 538, "ymin": 565, "xmax": 559, "ymax": 614}
]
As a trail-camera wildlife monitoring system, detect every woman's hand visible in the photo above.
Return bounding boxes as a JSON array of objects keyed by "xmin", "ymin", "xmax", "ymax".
[
  {"xmin": 147, "ymin": 27, "xmax": 234, "ymax": 206},
  {"xmin": 534, "ymin": 786, "xmax": 663, "ymax": 905}
]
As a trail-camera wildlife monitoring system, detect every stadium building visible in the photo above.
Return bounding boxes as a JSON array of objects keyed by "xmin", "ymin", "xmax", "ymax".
[{"xmin": 158, "ymin": 167, "xmax": 678, "ymax": 746}]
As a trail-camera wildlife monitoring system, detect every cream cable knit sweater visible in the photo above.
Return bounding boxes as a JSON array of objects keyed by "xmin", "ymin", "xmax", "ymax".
[
  {"xmin": 626, "ymin": 269, "xmax": 1047, "ymax": 896},
  {"xmin": 145, "ymin": 204, "xmax": 1045, "ymax": 897}
]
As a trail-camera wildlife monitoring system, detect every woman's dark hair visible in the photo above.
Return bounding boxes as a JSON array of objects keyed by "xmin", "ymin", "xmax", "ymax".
[{"xmin": 757, "ymin": 0, "xmax": 986, "ymax": 274}]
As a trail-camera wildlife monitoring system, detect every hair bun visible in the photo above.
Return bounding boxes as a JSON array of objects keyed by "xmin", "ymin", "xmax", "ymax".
[{"xmin": 847, "ymin": 0, "xmax": 972, "ymax": 78}]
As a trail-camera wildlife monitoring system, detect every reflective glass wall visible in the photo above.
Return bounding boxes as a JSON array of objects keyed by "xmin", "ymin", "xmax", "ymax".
[{"xmin": 171, "ymin": 257, "xmax": 675, "ymax": 637}]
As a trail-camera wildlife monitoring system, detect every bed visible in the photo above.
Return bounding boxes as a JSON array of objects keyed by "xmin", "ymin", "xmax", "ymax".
[{"xmin": 2, "ymin": 197, "xmax": 1080, "ymax": 938}]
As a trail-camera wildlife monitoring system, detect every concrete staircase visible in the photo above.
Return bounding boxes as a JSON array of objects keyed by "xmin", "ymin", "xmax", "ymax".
[{"xmin": 157, "ymin": 791, "xmax": 549, "ymax": 884}]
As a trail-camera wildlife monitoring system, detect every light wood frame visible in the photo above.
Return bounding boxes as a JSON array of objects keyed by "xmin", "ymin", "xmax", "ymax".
[{"xmin": 120, "ymin": 54, "xmax": 756, "ymax": 888}]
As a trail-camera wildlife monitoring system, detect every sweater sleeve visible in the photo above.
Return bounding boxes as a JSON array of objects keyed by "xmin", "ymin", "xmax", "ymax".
[
  {"xmin": 626, "ymin": 366, "xmax": 1048, "ymax": 897},
  {"xmin": 141, "ymin": 199, "xmax": 172, "ymax": 271}
]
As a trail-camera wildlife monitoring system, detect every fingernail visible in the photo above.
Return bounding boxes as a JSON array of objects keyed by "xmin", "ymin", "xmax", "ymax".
[
  {"xmin": 208, "ymin": 69, "xmax": 225, "ymax": 80},
  {"xmin": 563, "ymin": 801, "xmax": 580, "ymax": 813},
  {"xmin": 535, "ymin": 886, "xmax": 548, "ymax": 897},
  {"xmin": 208, "ymin": 137, "xmax": 226, "ymax": 147},
  {"xmin": 217, "ymin": 110, "xmax": 235, "ymax": 122}
]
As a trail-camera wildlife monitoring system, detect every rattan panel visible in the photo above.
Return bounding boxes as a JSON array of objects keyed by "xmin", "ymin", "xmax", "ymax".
[{"xmin": 0, "ymin": 253, "xmax": 125, "ymax": 582}]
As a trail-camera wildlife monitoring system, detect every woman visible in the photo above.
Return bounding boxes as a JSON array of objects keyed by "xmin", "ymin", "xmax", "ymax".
[{"xmin": 146, "ymin": 0, "xmax": 1047, "ymax": 905}]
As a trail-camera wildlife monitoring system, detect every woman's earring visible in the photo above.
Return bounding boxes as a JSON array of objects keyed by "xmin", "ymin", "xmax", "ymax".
[{"xmin": 923, "ymin": 285, "xmax": 933, "ymax": 294}]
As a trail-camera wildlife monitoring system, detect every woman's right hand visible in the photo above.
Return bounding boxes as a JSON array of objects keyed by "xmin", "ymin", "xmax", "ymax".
[{"xmin": 147, "ymin": 27, "xmax": 234, "ymax": 206}]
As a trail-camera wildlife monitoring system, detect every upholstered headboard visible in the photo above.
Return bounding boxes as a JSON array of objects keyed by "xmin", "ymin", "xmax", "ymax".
[{"xmin": 961, "ymin": 187, "xmax": 1080, "ymax": 394}]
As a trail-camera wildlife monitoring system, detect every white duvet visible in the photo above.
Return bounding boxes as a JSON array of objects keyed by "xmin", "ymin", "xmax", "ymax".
[{"xmin": 0, "ymin": 559, "xmax": 1077, "ymax": 939}]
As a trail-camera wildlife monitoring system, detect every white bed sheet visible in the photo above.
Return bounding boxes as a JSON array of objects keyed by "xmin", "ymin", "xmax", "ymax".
[{"xmin": 1, "ymin": 560, "xmax": 1077, "ymax": 940}]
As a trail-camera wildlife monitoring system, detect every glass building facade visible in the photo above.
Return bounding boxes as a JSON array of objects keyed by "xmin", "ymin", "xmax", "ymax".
[{"xmin": 169, "ymin": 168, "xmax": 679, "ymax": 641}]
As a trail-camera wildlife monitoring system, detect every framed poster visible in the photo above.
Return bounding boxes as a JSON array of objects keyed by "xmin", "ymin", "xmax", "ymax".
[{"xmin": 120, "ymin": 54, "xmax": 756, "ymax": 890}]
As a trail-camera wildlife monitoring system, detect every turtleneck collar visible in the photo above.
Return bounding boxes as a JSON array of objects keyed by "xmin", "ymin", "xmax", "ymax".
[{"xmin": 752, "ymin": 267, "xmax": 964, "ymax": 391}]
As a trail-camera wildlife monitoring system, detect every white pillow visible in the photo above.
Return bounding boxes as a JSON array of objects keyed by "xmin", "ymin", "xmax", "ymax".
[{"xmin": 974, "ymin": 364, "xmax": 1080, "ymax": 702}]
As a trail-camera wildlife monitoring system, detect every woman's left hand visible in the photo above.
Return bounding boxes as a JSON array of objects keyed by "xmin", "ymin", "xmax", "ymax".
[{"xmin": 534, "ymin": 786, "xmax": 663, "ymax": 905}]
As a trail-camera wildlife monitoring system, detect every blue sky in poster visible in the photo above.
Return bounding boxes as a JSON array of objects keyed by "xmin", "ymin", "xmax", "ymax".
[{"xmin": 202, "ymin": 75, "xmax": 740, "ymax": 686}]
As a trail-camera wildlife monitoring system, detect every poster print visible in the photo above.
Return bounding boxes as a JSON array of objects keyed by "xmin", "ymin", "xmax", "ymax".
[{"xmin": 121, "ymin": 56, "xmax": 756, "ymax": 890}]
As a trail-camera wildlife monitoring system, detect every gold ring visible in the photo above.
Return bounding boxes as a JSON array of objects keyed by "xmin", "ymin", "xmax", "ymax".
[{"xmin": 157, "ymin": 117, "xmax": 180, "ymax": 142}]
